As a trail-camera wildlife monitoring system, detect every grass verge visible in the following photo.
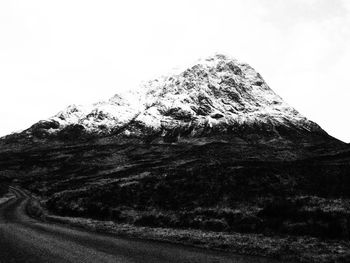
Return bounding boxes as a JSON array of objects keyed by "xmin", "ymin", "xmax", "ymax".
[{"xmin": 25, "ymin": 196, "xmax": 350, "ymax": 263}]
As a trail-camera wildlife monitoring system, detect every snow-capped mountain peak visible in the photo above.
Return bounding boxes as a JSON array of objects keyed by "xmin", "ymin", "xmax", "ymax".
[{"xmin": 22, "ymin": 54, "xmax": 324, "ymax": 141}]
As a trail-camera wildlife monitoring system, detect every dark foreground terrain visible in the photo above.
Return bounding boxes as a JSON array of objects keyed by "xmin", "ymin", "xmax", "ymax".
[
  {"xmin": 0, "ymin": 187, "xmax": 280, "ymax": 263},
  {"xmin": 1, "ymin": 139, "xmax": 350, "ymax": 262}
]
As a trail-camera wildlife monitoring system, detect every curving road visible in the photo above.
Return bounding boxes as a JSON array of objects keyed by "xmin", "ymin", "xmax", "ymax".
[{"xmin": 0, "ymin": 187, "xmax": 279, "ymax": 263}]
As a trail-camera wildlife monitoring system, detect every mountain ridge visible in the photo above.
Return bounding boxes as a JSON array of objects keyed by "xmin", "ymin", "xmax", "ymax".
[{"xmin": 3, "ymin": 54, "xmax": 334, "ymax": 145}]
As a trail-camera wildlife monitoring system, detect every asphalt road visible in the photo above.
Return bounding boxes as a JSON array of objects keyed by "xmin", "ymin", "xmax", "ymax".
[{"xmin": 0, "ymin": 187, "xmax": 280, "ymax": 263}]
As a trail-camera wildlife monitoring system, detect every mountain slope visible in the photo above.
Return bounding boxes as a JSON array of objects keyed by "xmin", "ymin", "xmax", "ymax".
[{"xmin": 5, "ymin": 54, "xmax": 331, "ymax": 145}]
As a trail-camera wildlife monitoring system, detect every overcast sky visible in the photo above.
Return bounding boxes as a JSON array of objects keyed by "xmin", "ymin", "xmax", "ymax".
[{"xmin": 0, "ymin": 0, "xmax": 349, "ymax": 142}]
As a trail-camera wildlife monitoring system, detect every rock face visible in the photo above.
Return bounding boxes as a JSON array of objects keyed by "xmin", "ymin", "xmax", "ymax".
[{"xmin": 5, "ymin": 54, "xmax": 330, "ymax": 143}]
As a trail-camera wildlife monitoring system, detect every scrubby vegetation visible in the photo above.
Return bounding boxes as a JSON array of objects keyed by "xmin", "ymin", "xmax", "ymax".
[
  {"xmin": 0, "ymin": 183, "xmax": 8, "ymax": 198},
  {"xmin": 1, "ymin": 139, "xmax": 350, "ymax": 262},
  {"xmin": 34, "ymin": 206, "xmax": 350, "ymax": 263},
  {"xmin": 43, "ymin": 194, "xmax": 350, "ymax": 240}
]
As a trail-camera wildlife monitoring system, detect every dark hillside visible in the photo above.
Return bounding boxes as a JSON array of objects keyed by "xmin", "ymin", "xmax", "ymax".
[{"xmin": 1, "ymin": 139, "xmax": 349, "ymax": 240}]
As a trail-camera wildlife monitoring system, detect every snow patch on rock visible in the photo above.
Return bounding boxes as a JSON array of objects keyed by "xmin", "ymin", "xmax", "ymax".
[{"xmin": 37, "ymin": 54, "xmax": 321, "ymax": 138}]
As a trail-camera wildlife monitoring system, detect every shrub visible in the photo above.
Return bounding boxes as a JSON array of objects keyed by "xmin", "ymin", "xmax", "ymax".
[
  {"xmin": 201, "ymin": 218, "xmax": 229, "ymax": 232},
  {"xmin": 26, "ymin": 199, "xmax": 45, "ymax": 219},
  {"xmin": 134, "ymin": 212, "xmax": 176, "ymax": 228}
]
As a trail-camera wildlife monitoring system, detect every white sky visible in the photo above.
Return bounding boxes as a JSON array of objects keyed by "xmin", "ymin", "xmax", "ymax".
[{"xmin": 0, "ymin": 0, "xmax": 349, "ymax": 142}]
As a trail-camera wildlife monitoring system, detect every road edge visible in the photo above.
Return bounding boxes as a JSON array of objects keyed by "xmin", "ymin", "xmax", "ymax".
[{"xmin": 19, "ymin": 186, "xmax": 350, "ymax": 263}]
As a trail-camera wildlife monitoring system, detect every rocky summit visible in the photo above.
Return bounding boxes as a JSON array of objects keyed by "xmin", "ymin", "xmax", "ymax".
[{"xmin": 6, "ymin": 54, "xmax": 330, "ymax": 144}]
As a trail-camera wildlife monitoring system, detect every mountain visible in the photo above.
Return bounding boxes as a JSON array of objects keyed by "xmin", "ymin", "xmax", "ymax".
[
  {"xmin": 1, "ymin": 54, "xmax": 350, "ymax": 262},
  {"xmin": 2, "ymin": 54, "xmax": 334, "ymax": 146}
]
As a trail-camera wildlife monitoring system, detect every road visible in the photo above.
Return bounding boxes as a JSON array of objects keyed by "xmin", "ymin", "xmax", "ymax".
[{"xmin": 0, "ymin": 187, "xmax": 280, "ymax": 263}]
